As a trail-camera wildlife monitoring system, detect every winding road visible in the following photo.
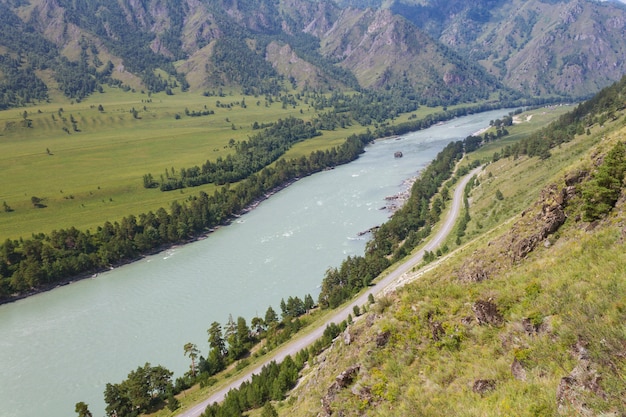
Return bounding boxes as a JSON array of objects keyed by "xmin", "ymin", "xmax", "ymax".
[{"xmin": 178, "ymin": 166, "xmax": 481, "ymax": 417}]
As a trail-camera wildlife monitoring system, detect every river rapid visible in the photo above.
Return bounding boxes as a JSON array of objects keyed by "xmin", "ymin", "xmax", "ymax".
[{"xmin": 0, "ymin": 109, "xmax": 512, "ymax": 417}]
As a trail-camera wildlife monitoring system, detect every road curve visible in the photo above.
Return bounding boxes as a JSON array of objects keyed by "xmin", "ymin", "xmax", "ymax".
[{"xmin": 178, "ymin": 165, "xmax": 481, "ymax": 417}]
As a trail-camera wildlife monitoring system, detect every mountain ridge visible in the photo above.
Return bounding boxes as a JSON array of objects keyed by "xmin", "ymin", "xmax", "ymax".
[{"xmin": 1, "ymin": 0, "xmax": 625, "ymax": 109}]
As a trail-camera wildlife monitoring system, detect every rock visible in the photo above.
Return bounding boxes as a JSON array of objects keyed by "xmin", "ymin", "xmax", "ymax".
[
  {"xmin": 472, "ymin": 299, "xmax": 503, "ymax": 326},
  {"xmin": 511, "ymin": 358, "xmax": 527, "ymax": 381},
  {"xmin": 343, "ymin": 330, "xmax": 352, "ymax": 346},
  {"xmin": 375, "ymin": 330, "xmax": 391, "ymax": 347},
  {"xmin": 538, "ymin": 315, "xmax": 555, "ymax": 335},
  {"xmin": 352, "ymin": 384, "xmax": 372, "ymax": 403},
  {"xmin": 320, "ymin": 365, "xmax": 361, "ymax": 416},
  {"xmin": 429, "ymin": 320, "xmax": 446, "ymax": 341},
  {"xmin": 472, "ymin": 379, "xmax": 496, "ymax": 395},
  {"xmin": 458, "ymin": 258, "xmax": 492, "ymax": 282},
  {"xmin": 521, "ymin": 317, "xmax": 540, "ymax": 335},
  {"xmin": 564, "ymin": 169, "xmax": 588, "ymax": 186},
  {"xmin": 556, "ymin": 359, "xmax": 606, "ymax": 415},
  {"xmin": 457, "ymin": 179, "xmax": 574, "ymax": 282},
  {"xmin": 321, "ymin": 381, "xmax": 340, "ymax": 416},
  {"xmin": 336, "ymin": 365, "xmax": 360, "ymax": 388},
  {"xmin": 574, "ymin": 338, "xmax": 590, "ymax": 361}
]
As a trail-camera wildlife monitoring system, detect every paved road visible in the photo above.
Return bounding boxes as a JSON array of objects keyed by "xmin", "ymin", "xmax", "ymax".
[{"xmin": 178, "ymin": 166, "xmax": 481, "ymax": 417}]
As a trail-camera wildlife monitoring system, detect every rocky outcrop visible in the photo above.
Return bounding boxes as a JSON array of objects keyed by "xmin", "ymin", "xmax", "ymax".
[
  {"xmin": 472, "ymin": 379, "xmax": 496, "ymax": 395},
  {"xmin": 472, "ymin": 299, "xmax": 502, "ymax": 326},
  {"xmin": 556, "ymin": 360, "xmax": 605, "ymax": 416},
  {"xmin": 511, "ymin": 358, "xmax": 527, "ymax": 381},
  {"xmin": 320, "ymin": 365, "xmax": 361, "ymax": 416},
  {"xmin": 458, "ymin": 173, "xmax": 583, "ymax": 283},
  {"xmin": 336, "ymin": 365, "xmax": 360, "ymax": 388},
  {"xmin": 375, "ymin": 330, "xmax": 391, "ymax": 348}
]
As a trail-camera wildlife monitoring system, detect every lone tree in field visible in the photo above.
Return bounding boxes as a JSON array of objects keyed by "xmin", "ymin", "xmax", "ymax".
[{"xmin": 31, "ymin": 196, "xmax": 45, "ymax": 208}]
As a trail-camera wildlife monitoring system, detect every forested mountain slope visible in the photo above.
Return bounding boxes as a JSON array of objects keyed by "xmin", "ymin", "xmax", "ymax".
[{"xmin": 0, "ymin": 0, "xmax": 625, "ymax": 109}]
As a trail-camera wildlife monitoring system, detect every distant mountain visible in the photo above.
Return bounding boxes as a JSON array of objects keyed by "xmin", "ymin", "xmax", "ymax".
[
  {"xmin": 0, "ymin": 0, "xmax": 624, "ymax": 108},
  {"xmin": 388, "ymin": 0, "xmax": 626, "ymax": 98}
]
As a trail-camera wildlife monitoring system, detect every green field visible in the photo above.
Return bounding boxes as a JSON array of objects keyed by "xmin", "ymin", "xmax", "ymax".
[{"xmin": 0, "ymin": 89, "xmax": 351, "ymax": 239}]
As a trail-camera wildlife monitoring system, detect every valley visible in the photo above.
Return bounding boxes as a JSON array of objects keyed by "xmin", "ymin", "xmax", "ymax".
[{"xmin": 0, "ymin": 0, "xmax": 624, "ymax": 416}]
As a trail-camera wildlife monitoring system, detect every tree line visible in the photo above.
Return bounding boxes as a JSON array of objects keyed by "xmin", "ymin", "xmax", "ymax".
[
  {"xmin": 495, "ymin": 74, "xmax": 626, "ymax": 161},
  {"xmin": 153, "ymin": 117, "xmax": 321, "ymax": 191},
  {"xmin": 317, "ymin": 138, "xmax": 474, "ymax": 309}
]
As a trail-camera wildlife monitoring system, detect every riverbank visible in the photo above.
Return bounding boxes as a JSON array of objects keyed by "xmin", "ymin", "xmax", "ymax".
[
  {"xmin": 2, "ymin": 106, "xmax": 510, "ymax": 305},
  {"xmin": 0, "ymin": 178, "xmax": 304, "ymax": 306}
]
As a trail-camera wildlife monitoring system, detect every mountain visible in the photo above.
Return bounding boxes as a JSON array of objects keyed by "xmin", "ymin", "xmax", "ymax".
[
  {"xmin": 388, "ymin": 0, "xmax": 626, "ymax": 98},
  {"xmin": 315, "ymin": 8, "xmax": 509, "ymax": 105},
  {"xmin": 0, "ymin": 0, "xmax": 625, "ymax": 109}
]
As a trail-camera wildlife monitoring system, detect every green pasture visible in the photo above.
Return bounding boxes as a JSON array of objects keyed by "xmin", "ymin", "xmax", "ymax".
[
  {"xmin": 0, "ymin": 89, "xmax": 339, "ymax": 239},
  {"xmin": 0, "ymin": 88, "xmax": 558, "ymax": 241}
]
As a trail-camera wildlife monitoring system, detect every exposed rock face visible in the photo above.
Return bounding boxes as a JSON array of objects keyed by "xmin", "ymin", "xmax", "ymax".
[
  {"xmin": 318, "ymin": 8, "xmax": 497, "ymax": 97},
  {"xmin": 511, "ymin": 358, "xmax": 527, "ymax": 381},
  {"xmin": 458, "ymin": 175, "xmax": 580, "ymax": 282},
  {"xmin": 336, "ymin": 365, "xmax": 360, "ymax": 388},
  {"xmin": 320, "ymin": 365, "xmax": 361, "ymax": 416},
  {"xmin": 472, "ymin": 299, "xmax": 502, "ymax": 326},
  {"xmin": 429, "ymin": 320, "xmax": 445, "ymax": 341},
  {"xmin": 375, "ymin": 330, "xmax": 391, "ymax": 347},
  {"xmin": 556, "ymin": 360, "xmax": 606, "ymax": 416}
]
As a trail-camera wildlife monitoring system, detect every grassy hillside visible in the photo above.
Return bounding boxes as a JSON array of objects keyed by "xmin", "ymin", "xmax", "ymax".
[{"xmin": 274, "ymin": 101, "xmax": 626, "ymax": 416}]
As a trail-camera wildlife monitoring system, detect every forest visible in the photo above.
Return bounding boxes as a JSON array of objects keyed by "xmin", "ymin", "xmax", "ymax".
[{"xmin": 154, "ymin": 117, "xmax": 321, "ymax": 191}]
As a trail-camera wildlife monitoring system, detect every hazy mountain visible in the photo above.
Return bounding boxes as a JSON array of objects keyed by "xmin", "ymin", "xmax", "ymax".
[{"xmin": 0, "ymin": 0, "xmax": 624, "ymax": 108}]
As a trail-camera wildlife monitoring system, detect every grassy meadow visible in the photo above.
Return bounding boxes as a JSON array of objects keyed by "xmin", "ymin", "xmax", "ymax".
[{"xmin": 0, "ymin": 89, "xmax": 353, "ymax": 239}]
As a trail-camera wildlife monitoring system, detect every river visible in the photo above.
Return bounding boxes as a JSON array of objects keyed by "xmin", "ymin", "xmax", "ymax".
[{"xmin": 0, "ymin": 109, "xmax": 511, "ymax": 417}]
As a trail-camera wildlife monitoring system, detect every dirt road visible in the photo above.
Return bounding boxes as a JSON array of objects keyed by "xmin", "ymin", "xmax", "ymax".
[{"xmin": 178, "ymin": 166, "xmax": 481, "ymax": 417}]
